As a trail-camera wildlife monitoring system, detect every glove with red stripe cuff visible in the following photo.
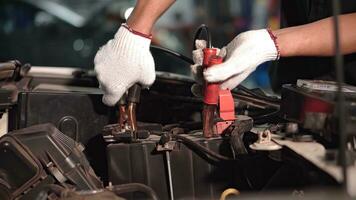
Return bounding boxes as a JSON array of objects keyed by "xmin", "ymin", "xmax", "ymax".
[{"xmin": 94, "ymin": 23, "xmax": 155, "ymax": 106}]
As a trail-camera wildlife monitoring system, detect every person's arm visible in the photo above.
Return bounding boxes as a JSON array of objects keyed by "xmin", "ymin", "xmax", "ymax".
[
  {"xmin": 127, "ymin": 0, "xmax": 175, "ymax": 34},
  {"xmin": 275, "ymin": 12, "xmax": 356, "ymax": 57}
]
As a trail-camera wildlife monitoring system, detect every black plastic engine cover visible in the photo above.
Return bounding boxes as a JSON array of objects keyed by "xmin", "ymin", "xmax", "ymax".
[
  {"xmin": 9, "ymin": 91, "xmax": 113, "ymax": 145},
  {"xmin": 107, "ymin": 136, "xmax": 239, "ymax": 200},
  {"xmin": 0, "ymin": 123, "xmax": 103, "ymax": 199}
]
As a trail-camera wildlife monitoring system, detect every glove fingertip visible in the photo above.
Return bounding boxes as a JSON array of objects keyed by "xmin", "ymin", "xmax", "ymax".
[
  {"xmin": 140, "ymin": 80, "xmax": 154, "ymax": 89},
  {"xmin": 140, "ymin": 74, "xmax": 156, "ymax": 89},
  {"xmin": 195, "ymin": 40, "xmax": 207, "ymax": 49},
  {"xmin": 203, "ymin": 73, "xmax": 219, "ymax": 83},
  {"xmin": 220, "ymin": 80, "xmax": 239, "ymax": 90},
  {"xmin": 102, "ymin": 92, "xmax": 123, "ymax": 107},
  {"xmin": 204, "ymin": 63, "xmax": 231, "ymax": 82},
  {"xmin": 218, "ymin": 47, "xmax": 227, "ymax": 58}
]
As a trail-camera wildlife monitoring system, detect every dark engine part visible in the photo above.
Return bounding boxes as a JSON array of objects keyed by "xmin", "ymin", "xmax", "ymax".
[
  {"xmin": 281, "ymin": 81, "xmax": 356, "ymax": 145},
  {"xmin": 107, "ymin": 136, "xmax": 238, "ymax": 200},
  {"xmin": 6, "ymin": 90, "xmax": 116, "ymax": 185},
  {"xmin": 10, "ymin": 123, "xmax": 103, "ymax": 189},
  {"xmin": 0, "ymin": 135, "xmax": 45, "ymax": 200},
  {"xmin": 9, "ymin": 91, "xmax": 112, "ymax": 145},
  {"xmin": 228, "ymin": 115, "xmax": 254, "ymax": 155},
  {"xmin": 106, "ymin": 133, "xmax": 339, "ymax": 200},
  {"xmin": 0, "ymin": 123, "xmax": 103, "ymax": 199}
]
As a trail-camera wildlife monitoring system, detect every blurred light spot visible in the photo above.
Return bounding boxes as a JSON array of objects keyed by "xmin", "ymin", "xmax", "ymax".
[
  {"xmin": 80, "ymin": 39, "xmax": 93, "ymax": 58},
  {"xmin": 73, "ymin": 39, "xmax": 84, "ymax": 51},
  {"xmin": 3, "ymin": 21, "xmax": 14, "ymax": 34},
  {"xmin": 34, "ymin": 11, "xmax": 54, "ymax": 27}
]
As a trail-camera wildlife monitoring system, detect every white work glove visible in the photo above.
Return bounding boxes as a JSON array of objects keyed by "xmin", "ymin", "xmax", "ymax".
[
  {"xmin": 204, "ymin": 29, "xmax": 279, "ymax": 90},
  {"xmin": 94, "ymin": 24, "xmax": 155, "ymax": 106}
]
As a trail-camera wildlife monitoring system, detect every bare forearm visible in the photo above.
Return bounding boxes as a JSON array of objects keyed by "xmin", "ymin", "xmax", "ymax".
[
  {"xmin": 274, "ymin": 13, "xmax": 356, "ymax": 57},
  {"xmin": 127, "ymin": 0, "xmax": 175, "ymax": 34}
]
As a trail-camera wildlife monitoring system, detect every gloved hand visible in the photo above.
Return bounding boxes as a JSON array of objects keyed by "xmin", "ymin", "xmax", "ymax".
[
  {"xmin": 190, "ymin": 40, "xmax": 226, "ymax": 84},
  {"xmin": 204, "ymin": 29, "xmax": 279, "ymax": 90},
  {"xmin": 94, "ymin": 24, "xmax": 155, "ymax": 106}
]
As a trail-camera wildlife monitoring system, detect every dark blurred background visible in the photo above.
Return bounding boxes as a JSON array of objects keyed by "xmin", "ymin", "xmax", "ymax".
[{"xmin": 0, "ymin": 0, "xmax": 280, "ymax": 89}]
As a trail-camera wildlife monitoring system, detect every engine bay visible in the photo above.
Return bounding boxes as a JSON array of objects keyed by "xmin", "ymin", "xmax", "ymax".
[{"xmin": 0, "ymin": 57, "xmax": 355, "ymax": 200}]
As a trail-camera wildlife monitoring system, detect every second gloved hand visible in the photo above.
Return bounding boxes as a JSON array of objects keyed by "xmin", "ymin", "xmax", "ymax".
[
  {"xmin": 204, "ymin": 29, "xmax": 279, "ymax": 90},
  {"xmin": 94, "ymin": 24, "xmax": 155, "ymax": 106}
]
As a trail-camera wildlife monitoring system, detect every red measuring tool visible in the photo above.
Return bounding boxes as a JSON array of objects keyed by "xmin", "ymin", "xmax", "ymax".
[{"xmin": 202, "ymin": 48, "xmax": 236, "ymax": 138}]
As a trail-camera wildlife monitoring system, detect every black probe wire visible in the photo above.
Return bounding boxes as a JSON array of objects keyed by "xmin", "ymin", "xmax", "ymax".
[
  {"xmin": 152, "ymin": 24, "xmax": 211, "ymax": 67},
  {"xmin": 193, "ymin": 24, "xmax": 212, "ymax": 50},
  {"xmin": 332, "ymin": 0, "xmax": 347, "ymax": 191},
  {"xmin": 150, "ymin": 45, "xmax": 194, "ymax": 65},
  {"xmin": 151, "ymin": 24, "xmax": 213, "ymax": 65}
]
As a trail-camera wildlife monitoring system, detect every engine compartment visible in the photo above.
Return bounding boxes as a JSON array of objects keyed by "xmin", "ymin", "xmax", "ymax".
[{"xmin": 0, "ymin": 61, "xmax": 346, "ymax": 199}]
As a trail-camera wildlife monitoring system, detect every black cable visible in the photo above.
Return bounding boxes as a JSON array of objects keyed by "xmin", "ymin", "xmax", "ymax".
[
  {"xmin": 150, "ymin": 45, "xmax": 194, "ymax": 65},
  {"xmin": 193, "ymin": 24, "xmax": 212, "ymax": 50},
  {"xmin": 232, "ymin": 90, "xmax": 281, "ymax": 123},
  {"xmin": 332, "ymin": 0, "xmax": 347, "ymax": 190},
  {"xmin": 173, "ymin": 135, "xmax": 231, "ymax": 161},
  {"xmin": 251, "ymin": 110, "xmax": 281, "ymax": 124},
  {"xmin": 110, "ymin": 183, "xmax": 159, "ymax": 200},
  {"xmin": 173, "ymin": 135, "xmax": 255, "ymax": 190},
  {"xmin": 235, "ymin": 85, "xmax": 281, "ymax": 103},
  {"xmin": 232, "ymin": 93, "xmax": 280, "ymax": 108}
]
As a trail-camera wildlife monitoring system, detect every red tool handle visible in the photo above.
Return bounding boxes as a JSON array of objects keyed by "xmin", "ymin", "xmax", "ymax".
[{"xmin": 203, "ymin": 48, "xmax": 223, "ymax": 105}]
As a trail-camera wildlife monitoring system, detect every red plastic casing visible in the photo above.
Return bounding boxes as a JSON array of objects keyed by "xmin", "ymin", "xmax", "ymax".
[
  {"xmin": 218, "ymin": 90, "xmax": 236, "ymax": 120},
  {"xmin": 203, "ymin": 48, "xmax": 221, "ymax": 105},
  {"xmin": 216, "ymin": 89, "xmax": 236, "ymax": 134}
]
